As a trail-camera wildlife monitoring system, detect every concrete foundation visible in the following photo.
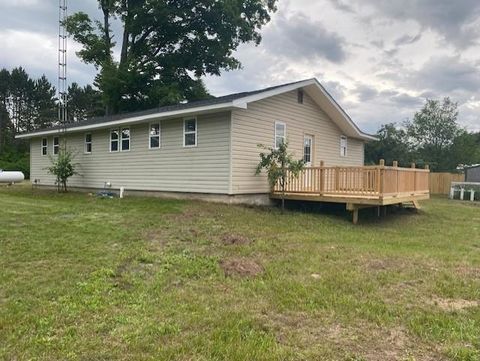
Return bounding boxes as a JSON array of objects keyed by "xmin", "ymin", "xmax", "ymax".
[{"xmin": 32, "ymin": 184, "xmax": 273, "ymax": 206}]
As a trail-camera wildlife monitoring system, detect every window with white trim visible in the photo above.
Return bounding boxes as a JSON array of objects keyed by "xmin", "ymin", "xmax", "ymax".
[
  {"xmin": 149, "ymin": 123, "xmax": 160, "ymax": 149},
  {"xmin": 41, "ymin": 138, "xmax": 48, "ymax": 156},
  {"xmin": 110, "ymin": 129, "xmax": 119, "ymax": 152},
  {"xmin": 121, "ymin": 128, "xmax": 130, "ymax": 151},
  {"xmin": 183, "ymin": 118, "xmax": 197, "ymax": 147},
  {"xmin": 85, "ymin": 133, "xmax": 92, "ymax": 154},
  {"xmin": 275, "ymin": 121, "xmax": 286, "ymax": 149},
  {"xmin": 303, "ymin": 136, "xmax": 312, "ymax": 164},
  {"xmin": 340, "ymin": 135, "xmax": 348, "ymax": 157},
  {"xmin": 53, "ymin": 137, "xmax": 60, "ymax": 155}
]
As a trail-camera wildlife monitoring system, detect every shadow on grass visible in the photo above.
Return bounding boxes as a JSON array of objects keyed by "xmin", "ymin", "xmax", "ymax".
[{"xmin": 274, "ymin": 199, "xmax": 421, "ymax": 225}]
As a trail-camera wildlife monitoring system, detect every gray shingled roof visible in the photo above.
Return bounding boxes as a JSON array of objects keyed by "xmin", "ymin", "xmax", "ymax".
[{"xmin": 18, "ymin": 79, "xmax": 309, "ymax": 136}]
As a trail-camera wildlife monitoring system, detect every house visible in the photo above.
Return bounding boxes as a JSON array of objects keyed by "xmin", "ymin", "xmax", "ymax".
[
  {"xmin": 465, "ymin": 165, "xmax": 480, "ymax": 182},
  {"xmin": 17, "ymin": 78, "xmax": 375, "ymax": 204}
]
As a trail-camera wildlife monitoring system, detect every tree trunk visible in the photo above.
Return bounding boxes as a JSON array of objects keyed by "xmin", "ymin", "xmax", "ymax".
[
  {"xmin": 120, "ymin": 0, "xmax": 130, "ymax": 67},
  {"xmin": 101, "ymin": 2, "xmax": 111, "ymax": 60}
]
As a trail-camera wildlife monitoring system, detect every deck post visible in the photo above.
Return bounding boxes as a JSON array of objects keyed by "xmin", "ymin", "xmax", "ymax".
[
  {"xmin": 471, "ymin": 190, "xmax": 475, "ymax": 202},
  {"xmin": 319, "ymin": 161, "xmax": 325, "ymax": 195},
  {"xmin": 379, "ymin": 159, "xmax": 385, "ymax": 198}
]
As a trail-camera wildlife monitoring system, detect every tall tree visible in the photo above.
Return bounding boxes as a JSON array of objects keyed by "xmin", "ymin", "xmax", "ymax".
[
  {"xmin": 406, "ymin": 97, "xmax": 462, "ymax": 171},
  {"xmin": 33, "ymin": 75, "xmax": 57, "ymax": 129},
  {"xmin": 67, "ymin": 82, "xmax": 105, "ymax": 122},
  {"xmin": 365, "ymin": 123, "xmax": 412, "ymax": 166},
  {"xmin": 66, "ymin": 0, "xmax": 277, "ymax": 114},
  {"xmin": 0, "ymin": 69, "xmax": 13, "ymax": 153}
]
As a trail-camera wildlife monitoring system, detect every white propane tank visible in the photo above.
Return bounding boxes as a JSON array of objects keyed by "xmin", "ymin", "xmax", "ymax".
[{"xmin": 0, "ymin": 170, "xmax": 25, "ymax": 184}]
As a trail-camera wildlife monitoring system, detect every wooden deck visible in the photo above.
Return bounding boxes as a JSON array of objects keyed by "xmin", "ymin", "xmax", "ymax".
[{"xmin": 271, "ymin": 160, "xmax": 430, "ymax": 223}]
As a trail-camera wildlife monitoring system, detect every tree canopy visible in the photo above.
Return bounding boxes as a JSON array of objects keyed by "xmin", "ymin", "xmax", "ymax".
[
  {"xmin": 365, "ymin": 98, "xmax": 480, "ymax": 171},
  {"xmin": 66, "ymin": 0, "xmax": 278, "ymax": 115}
]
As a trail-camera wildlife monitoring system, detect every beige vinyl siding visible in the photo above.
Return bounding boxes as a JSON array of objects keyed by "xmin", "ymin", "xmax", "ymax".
[
  {"xmin": 231, "ymin": 90, "xmax": 365, "ymax": 194},
  {"xmin": 30, "ymin": 112, "xmax": 231, "ymax": 194}
]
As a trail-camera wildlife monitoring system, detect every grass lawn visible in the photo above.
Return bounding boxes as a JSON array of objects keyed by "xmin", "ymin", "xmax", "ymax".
[{"xmin": 1, "ymin": 185, "xmax": 479, "ymax": 361}]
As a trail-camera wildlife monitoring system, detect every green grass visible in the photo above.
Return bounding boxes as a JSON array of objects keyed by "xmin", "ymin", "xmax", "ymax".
[{"xmin": 1, "ymin": 185, "xmax": 479, "ymax": 361}]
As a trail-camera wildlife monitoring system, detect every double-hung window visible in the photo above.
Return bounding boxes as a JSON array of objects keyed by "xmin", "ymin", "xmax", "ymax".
[
  {"xmin": 41, "ymin": 138, "xmax": 48, "ymax": 156},
  {"xmin": 110, "ymin": 129, "xmax": 119, "ymax": 152},
  {"xmin": 183, "ymin": 118, "xmax": 197, "ymax": 147},
  {"xmin": 149, "ymin": 123, "xmax": 160, "ymax": 149},
  {"xmin": 340, "ymin": 135, "xmax": 348, "ymax": 157},
  {"xmin": 53, "ymin": 137, "xmax": 60, "ymax": 155},
  {"xmin": 275, "ymin": 121, "xmax": 286, "ymax": 149},
  {"xmin": 85, "ymin": 133, "xmax": 92, "ymax": 154},
  {"xmin": 121, "ymin": 128, "xmax": 130, "ymax": 151},
  {"xmin": 111, "ymin": 128, "xmax": 130, "ymax": 152}
]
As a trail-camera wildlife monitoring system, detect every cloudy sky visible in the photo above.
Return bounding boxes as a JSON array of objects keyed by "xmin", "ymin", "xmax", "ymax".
[{"xmin": 1, "ymin": 0, "xmax": 480, "ymax": 133}]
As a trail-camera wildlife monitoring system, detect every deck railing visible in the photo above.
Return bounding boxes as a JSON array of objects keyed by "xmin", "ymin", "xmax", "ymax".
[{"xmin": 274, "ymin": 160, "xmax": 430, "ymax": 198}]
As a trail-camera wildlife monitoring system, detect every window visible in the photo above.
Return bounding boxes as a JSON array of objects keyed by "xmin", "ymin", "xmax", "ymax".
[
  {"xmin": 85, "ymin": 133, "xmax": 92, "ymax": 154},
  {"xmin": 121, "ymin": 128, "xmax": 130, "ymax": 151},
  {"xmin": 110, "ymin": 129, "xmax": 119, "ymax": 152},
  {"xmin": 41, "ymin": 138, "xmax": 48, "ymax": 156},
  {"xmin": 303, "ymin": 136, "xmax": 313, "ymax": 164},
  {"xmin": 53, "ymin": 137, "xmax": 60, "ymax": 155},
  {"xmin": 298, "ymin": 90, "xmax": 304, "ymax": 104},
  {"xmin": 149, "ymin": 123, "xmax": 160, "ymax": 149},
  {"xmin": 183, "ymin": 118, "xmax": 197, "ymax": 147},
  {"xmin": 340, "ymin": 135, "xmax": 348, "ymax": 157},
  {"xmin": 274, "ymin": 121, "xmax": 286, "ymax": 149}
]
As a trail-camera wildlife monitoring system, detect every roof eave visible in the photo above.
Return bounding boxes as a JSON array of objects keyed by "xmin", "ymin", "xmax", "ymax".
[{"xmin": 16, "ymin": 101, "xmax": 243, "ymax": 139}]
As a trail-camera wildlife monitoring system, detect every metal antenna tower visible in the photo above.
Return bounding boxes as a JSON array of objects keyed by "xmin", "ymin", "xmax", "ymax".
[{"xmin": 58, "ymin": 0, "xmax": 68, "ymax": 128}]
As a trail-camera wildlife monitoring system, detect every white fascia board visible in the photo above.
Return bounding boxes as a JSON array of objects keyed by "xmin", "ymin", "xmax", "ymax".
[
  {"xmin": 231, "ymin": 78, "xmax": 376, "ymax": 142},
  {"xmin": 311, "ymin": 79, "xmax": 377, "ymax": 141},
  {"xmin": 16, "ymin": 102, "xmax": 239, "ymax": 139},
  {"xmin": 231, "ymin": 79, "xmax": 316, "ymax": 107}
]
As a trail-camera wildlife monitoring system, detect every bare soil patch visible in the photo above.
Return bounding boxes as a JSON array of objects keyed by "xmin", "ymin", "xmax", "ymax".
[
  {"xmin": 220, "ymin": 258, "xmax": 264, "ymax": 277},
  {"xmin": 262, "ymin": 312, "xmax": 444, "ymax": 361},
  {"xmin": 428, "ymin": 297, "xmax": 480, "ymax": 312},
  {"xmin": 221, "ymin": 234, "xmax": 252, "ymax": 246}
]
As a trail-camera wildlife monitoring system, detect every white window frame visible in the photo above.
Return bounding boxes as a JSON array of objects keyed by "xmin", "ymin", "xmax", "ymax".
[
  {"xmin": 183, "ymin": 117, "xmax": 197, "ymax": 148},
  {"xmin": 340, "ymin": 135, "xmax": 348, "ymax": 157},
  {"xmin": 149, "ymin": 122, "xmax": 161, "ymax": 149},
  {"xmin": 84, "ymin": 133, "xmax": 92, "ymax": 154},
  {"xmin": 53, "ymin": 136, "xmax": 60, "ymax": 155},
  {"xmin": 41, "ymin": 138, "xmax": 48, "ymax": 156},
  {"xmin": 110, "ymin": 129, "xmax": 119, "ymax": 152},
  {"xmin": 274, "ymin": 121, "xmax": 286, "ymax": 149},
  {"xmin": 120, "ymin": 127, "xmax": 131, "ymax": 152},
  {"xmin": 303, "ymin": 135, "xmax": 313, "ymax": 165}
]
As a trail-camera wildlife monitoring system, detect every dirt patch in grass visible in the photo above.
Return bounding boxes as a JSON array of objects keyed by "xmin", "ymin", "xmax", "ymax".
[
  {"xmin": 262, "ymin": 312, "xmax": 444, "ymax": 361},
  {"xmin": 428, "ymin": 297, "xmax": 480, "ymax": 312},
  {"xmin": 221, "ymin": 234, "xmax": 252, "ymax": 246},
  {"xmin": 220, "ymin": 258, "xmax": 264, "ymax": 277}
]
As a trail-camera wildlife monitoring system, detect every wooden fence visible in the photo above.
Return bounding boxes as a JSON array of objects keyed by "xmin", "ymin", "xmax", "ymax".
[{"xmin": 429, "ymin": 173, "xmax": 465, "ymax": 195}]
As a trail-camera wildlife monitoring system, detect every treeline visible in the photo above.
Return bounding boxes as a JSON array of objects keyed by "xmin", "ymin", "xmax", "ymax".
[
  {"xmin": 365, "ymin": 98, "xmax": 480, "ymax": 172},
  {"xmin": 0, "ymin": 67, "xmax": 105, "ymax": 177}
]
